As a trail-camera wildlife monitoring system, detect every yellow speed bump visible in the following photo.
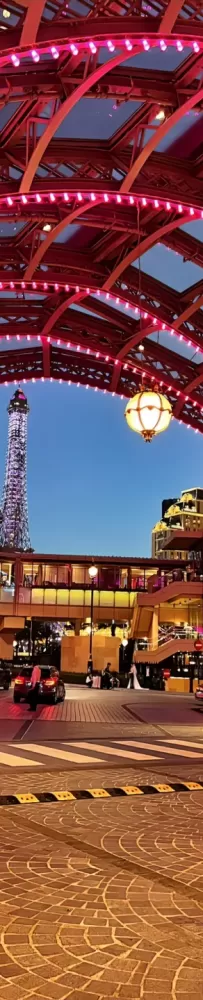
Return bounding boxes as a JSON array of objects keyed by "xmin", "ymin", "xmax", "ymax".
[
  {"xmin": 153, "ymin": 784, "xmax": 174, "ymax": 793},
  {"xmin": 54, "ymin": 791, "xmax": 75, "ymax": 801},
  {"xmin": 88, "ymin": 788, "xmax": 110, "ymax": 798},
  {"xmin": 15, "ymin": 793, "xmax": 39, "ymax": 803},
  {"xmin": 183, "ymin": 782, "xmax": 203, "ymax": 791},
  {"xmin": 121, "ymin": 786, "xmax": 144, "ymax": 795}
]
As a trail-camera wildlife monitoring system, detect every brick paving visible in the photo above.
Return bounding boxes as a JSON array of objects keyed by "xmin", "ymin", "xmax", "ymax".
[
  {"xmin": 1, "ymin": 686, "xmax": 203, "ymax": 731},
  {"xmin": 0, "ymin": 769, "xmax": 201, "ymax": 997},
  {"xmin": 0, "ymin": 691, "xmax": 202, "ymax": 996}
]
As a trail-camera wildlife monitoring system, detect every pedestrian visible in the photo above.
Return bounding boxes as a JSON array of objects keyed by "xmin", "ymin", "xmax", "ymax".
[
  {"xmin": 85, "ymin": 671, "xmax": 92, "ymax": 687},
  {"xmin": 127, "ymin": 663, "xmax": 141, "ymax": 690},
  {"xmin": 28, "ymin": 663, "xmax": 41, "ymax": 711},
  {"xmin": 86, "ymin": 656, "xmax": 93, "ymax": 687},
  {"xmin": 102, "ymin": 663, "xmax": 111, "ymax": 689}
]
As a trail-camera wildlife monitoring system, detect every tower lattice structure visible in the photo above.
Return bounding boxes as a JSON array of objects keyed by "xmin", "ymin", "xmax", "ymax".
[{"xmin": 0, "ymin": 388, "xmax": 31, "ymax": 551}]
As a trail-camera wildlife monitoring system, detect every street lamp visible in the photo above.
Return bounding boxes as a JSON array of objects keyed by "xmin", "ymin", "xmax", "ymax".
[
  {"xmin": 125, "ymin": 386, "xmax": 172, "ymax": 442},
  {"xmin": 88, "ymin": 564, "xmax": 98, "ymax": 667}
]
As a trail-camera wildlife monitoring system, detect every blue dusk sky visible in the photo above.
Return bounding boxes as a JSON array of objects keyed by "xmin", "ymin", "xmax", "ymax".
[{"xmin": 0, "ymin": 381, "xmax": 201, "ymax": 558}]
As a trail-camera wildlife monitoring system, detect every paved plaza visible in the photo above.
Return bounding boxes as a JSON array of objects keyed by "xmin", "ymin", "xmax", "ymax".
[{"xmin": 0, "ymin": 689, "xmax": 202, "ymax": 997}]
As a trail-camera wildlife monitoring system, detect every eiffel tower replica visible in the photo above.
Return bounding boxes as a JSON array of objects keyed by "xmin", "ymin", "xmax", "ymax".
[{"xmin": 0, "ymin": 387, "xmax": 31, "ymax": 550}]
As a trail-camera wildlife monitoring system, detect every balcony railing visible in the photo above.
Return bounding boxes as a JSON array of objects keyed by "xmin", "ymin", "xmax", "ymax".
[
  {"xmin": 139, "ymin": 628, "xmax": 200, "ymax": 651},
  {"xmin": 17, "ymin": 586, "xmax": 136, "ymax": 609}
]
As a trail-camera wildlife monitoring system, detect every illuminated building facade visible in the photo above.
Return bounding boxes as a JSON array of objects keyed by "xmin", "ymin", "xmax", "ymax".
[
  {"xmin": 152, "ymin": 488, "xmax": 203, "ymax": 560},
  {"xmin": 0, "ymin": 545, "xmax": 202, "ymax": 691},
  {"xmin": 0, "ymin": 389, "xmax": 31, "ymax": 551}
]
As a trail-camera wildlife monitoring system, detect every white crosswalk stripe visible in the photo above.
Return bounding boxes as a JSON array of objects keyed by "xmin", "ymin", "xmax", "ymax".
[
  {"xmin": 158, "ymin": 738, "xmax": 203, "ymax": 750},
  {"xmin": 0, "ymin": 736, "xmax": 201, "ymax": 769},
  {"xmin": 63, "ymin": 741, "xmax": 162, "ymax": 761},
  {"xmin": 116, "ymin": 739, "xmax": 203, "ymax": 759},
  {"xmin": 0, "ymin": 750, "xmax": 41, "ymax": 767},
  {"xmin": 13, "ymin": 743, "xmax": 106, "ymax": 764}
]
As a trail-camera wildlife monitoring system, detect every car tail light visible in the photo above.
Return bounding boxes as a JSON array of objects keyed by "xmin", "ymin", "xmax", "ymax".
[
  {"xmin": 15, "ymin": 677, "xmax": 24, "ymax": 685},
  {"xmin": 44, "ymin": 679, "xmax": 55, "ymax": 687}
]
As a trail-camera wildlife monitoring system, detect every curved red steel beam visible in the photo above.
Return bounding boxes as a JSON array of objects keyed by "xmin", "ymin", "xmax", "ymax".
[
  {"xmin": 25, "ymin": 198, "xmax": 101, "ymax": 280},
  {"xmin": 0, "ymin": 337, "xmax": 202, "ymax": 431},
  {"xmin": 38, "ymin": 213, "xmax": 189, "ymax": 337},
  {"xmin": 25, "ymin": 196, "xmax": 189, "ymax": 279},
  {"xmin": 173, "ymin": 294, "xmax": 203, "ymax": 417},
  {"xmin": 110, "ymin": 324, "xmax": 154, "ymax": 390},
  {"xmin": 20, "ymin": 0, "xmax": 45, "ymax": 47},
  {"xmin": 41, "ymin": 291, "xmax": 85, "ymax": 336},
  {"xmin": 173, "ymin": 296, "xmax": 203, "ymax": 332},
  {"xmin": 160, "ymin": 1, "xmax": 185, "ymax": 33},
  {"xmin": 103, "ymin": 213, "xmax": 190, "ymax": 291},
  {"xmin": 38, "ymin": 212, "xmax": 189, "ymax": 335},
  {"xmin": 120, "ymin": 88, "xmax": 203, "ymax": 194},
  {"xmin": 20, "ymin": 48, "xmax": 138, "ymax": 194},
  {"xmin": 174, "ymin": 366, "xmax": 203, "ymax": 417},
  {"xmin": 117, "ymin": 325, "xmax": 155, "ymax": 362}
]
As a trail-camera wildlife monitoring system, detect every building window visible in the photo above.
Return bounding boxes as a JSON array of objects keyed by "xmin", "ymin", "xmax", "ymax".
[{"xmin": 72, "ymin": 565, "xmax": 85, "ymax": 586}]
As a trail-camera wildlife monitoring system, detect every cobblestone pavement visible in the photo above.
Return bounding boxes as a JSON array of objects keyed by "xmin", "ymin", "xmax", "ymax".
[
  {"xmin": 0, "ymin": 764, "xmax": 202, "ymax": 998},
  {"xmin": 0, "ymin": 690, "xmax": 202, "ymax": 996},
  {"xmin": 1, "ymin": 688, "xmax": 203, "ymax": 742}
]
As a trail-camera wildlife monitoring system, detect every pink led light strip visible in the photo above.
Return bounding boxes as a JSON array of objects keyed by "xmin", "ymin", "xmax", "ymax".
[
  {"xmin": 2, "ymin": 190, "xmax": 203, "ymax": 218},
  {"xmin": 1, "ymin": 278, "xmax": 203, "ymax": 426},
  {"xmin": 1, "ymin": 35, "xmax": 202, "ymax": 71},
  {"xmin": 0, "ymin": 278, "xmax": 202, "ymax": 358},
  {"xmin": 1, "ymin": 373, "xmax": 201, "ymax": 436}
]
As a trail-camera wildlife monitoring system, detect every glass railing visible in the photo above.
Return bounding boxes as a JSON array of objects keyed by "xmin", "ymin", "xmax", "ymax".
[
  {"xmin": 142, "ymin": 628, "xmax": 200, "ymax": 651},
  {"xmin": 0, "ymin": 585, "xmax": 15, "ymax": 604},
  {"xmin": 18, "ymin": 586, "xmax": 135, "ymax": 609}
]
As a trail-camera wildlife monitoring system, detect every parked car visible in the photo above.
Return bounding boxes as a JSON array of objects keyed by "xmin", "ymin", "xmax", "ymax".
[
  {"xmin": 0, "ymin": 661, "xmax": 12, "ymax": 690},
  {"xmin": 194, "ymin": 686, "xmax": 203, "ymax": 709},
  {"xmin": 14, "ymin": 665, "xmax": 65, "ymax": 704}
]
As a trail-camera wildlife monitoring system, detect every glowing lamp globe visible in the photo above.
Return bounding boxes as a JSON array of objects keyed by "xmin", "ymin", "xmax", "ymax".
[
  {"xmin": 125, "ymin": 387, "xmax": 172, "ymax": 442},
  {"xmin": 88, "ymin": 565, "xmax": 98, "ymax": 579}
]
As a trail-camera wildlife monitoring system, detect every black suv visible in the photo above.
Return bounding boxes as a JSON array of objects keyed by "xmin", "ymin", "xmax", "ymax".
[{"xmin": 14, "ymin": 665, "xmax": 65, "ymax": 704}]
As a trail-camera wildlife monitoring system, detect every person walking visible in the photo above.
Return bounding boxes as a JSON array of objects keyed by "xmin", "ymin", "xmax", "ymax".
[
  {"xmin": 102, "ymin": 663, "xmax": 111, "ymax": 689},
  {"xmin": 127, "ymin": 663, "xmax": 141, "ymax": 690},
  {"xmin": 28, "ymin": 663, "xmax": 41, "ymax": 711}
]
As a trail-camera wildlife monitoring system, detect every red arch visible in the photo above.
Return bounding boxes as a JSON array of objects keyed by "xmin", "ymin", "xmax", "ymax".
[
  {"xmin": 160, "ymin": 0, "xmax": 185, "ymax": 32},
  {"xmin": 25, "ymin": 198, "xmax": 101, "ymax": 280},
  {"xmin": 103, "ymin": 214, "xmax": 190, "ymax": 291},
  {"xmin": 173, "ymin": 294, "xmax": 203, "ymax": 417},
  {"xmin": 120, "ymin": 89, "xmax": 203, "ymax": 194},
  {"xmin": 20, "ymin": 48, "xmax": 138, "ymax": 193},
  {"xmin": 20, "ymin": 0, "xmax": 45, "ymax": 47}
]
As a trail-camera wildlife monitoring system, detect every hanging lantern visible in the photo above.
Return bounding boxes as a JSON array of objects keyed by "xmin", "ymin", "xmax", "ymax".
[{"xmin": 125, "ymin": 386, "xmax": 172, "ymax": 442}]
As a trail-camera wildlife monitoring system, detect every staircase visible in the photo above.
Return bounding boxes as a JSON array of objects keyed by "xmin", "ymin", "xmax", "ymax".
[{"xmin": 134, "ymin": 637, "xmax": 197, "ymax": 664}]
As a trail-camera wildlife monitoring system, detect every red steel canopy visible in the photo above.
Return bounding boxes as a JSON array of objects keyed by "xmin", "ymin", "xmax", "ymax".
[{"xmin": 0, "ymin": 2, "xmax": 203, "ymax": 432}]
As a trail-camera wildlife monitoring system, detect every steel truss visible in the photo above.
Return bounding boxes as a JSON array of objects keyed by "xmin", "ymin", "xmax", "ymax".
[{"xmin": 0, "ymin": 2, "xmax": 203, "ymax": 433}]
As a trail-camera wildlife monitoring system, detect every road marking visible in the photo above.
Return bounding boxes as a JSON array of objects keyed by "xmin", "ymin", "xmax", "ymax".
[
  {"xmin": 0, "ymin": 750, "xmax": 41, "ymax": 767},
  {"xmin": 13, "ymin": 743, "xmax": 106, "ymax": 764},
  {"xmin": 117, "ymin": 740, "xmax": 203, "ymax": 758},
  {"xmin": 158, "ymin": 738, "xmax": 203, "ymax": 750},
  {"xmin": 63, "ymin": 741, "xmax": 162, "ymax": 761}
]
